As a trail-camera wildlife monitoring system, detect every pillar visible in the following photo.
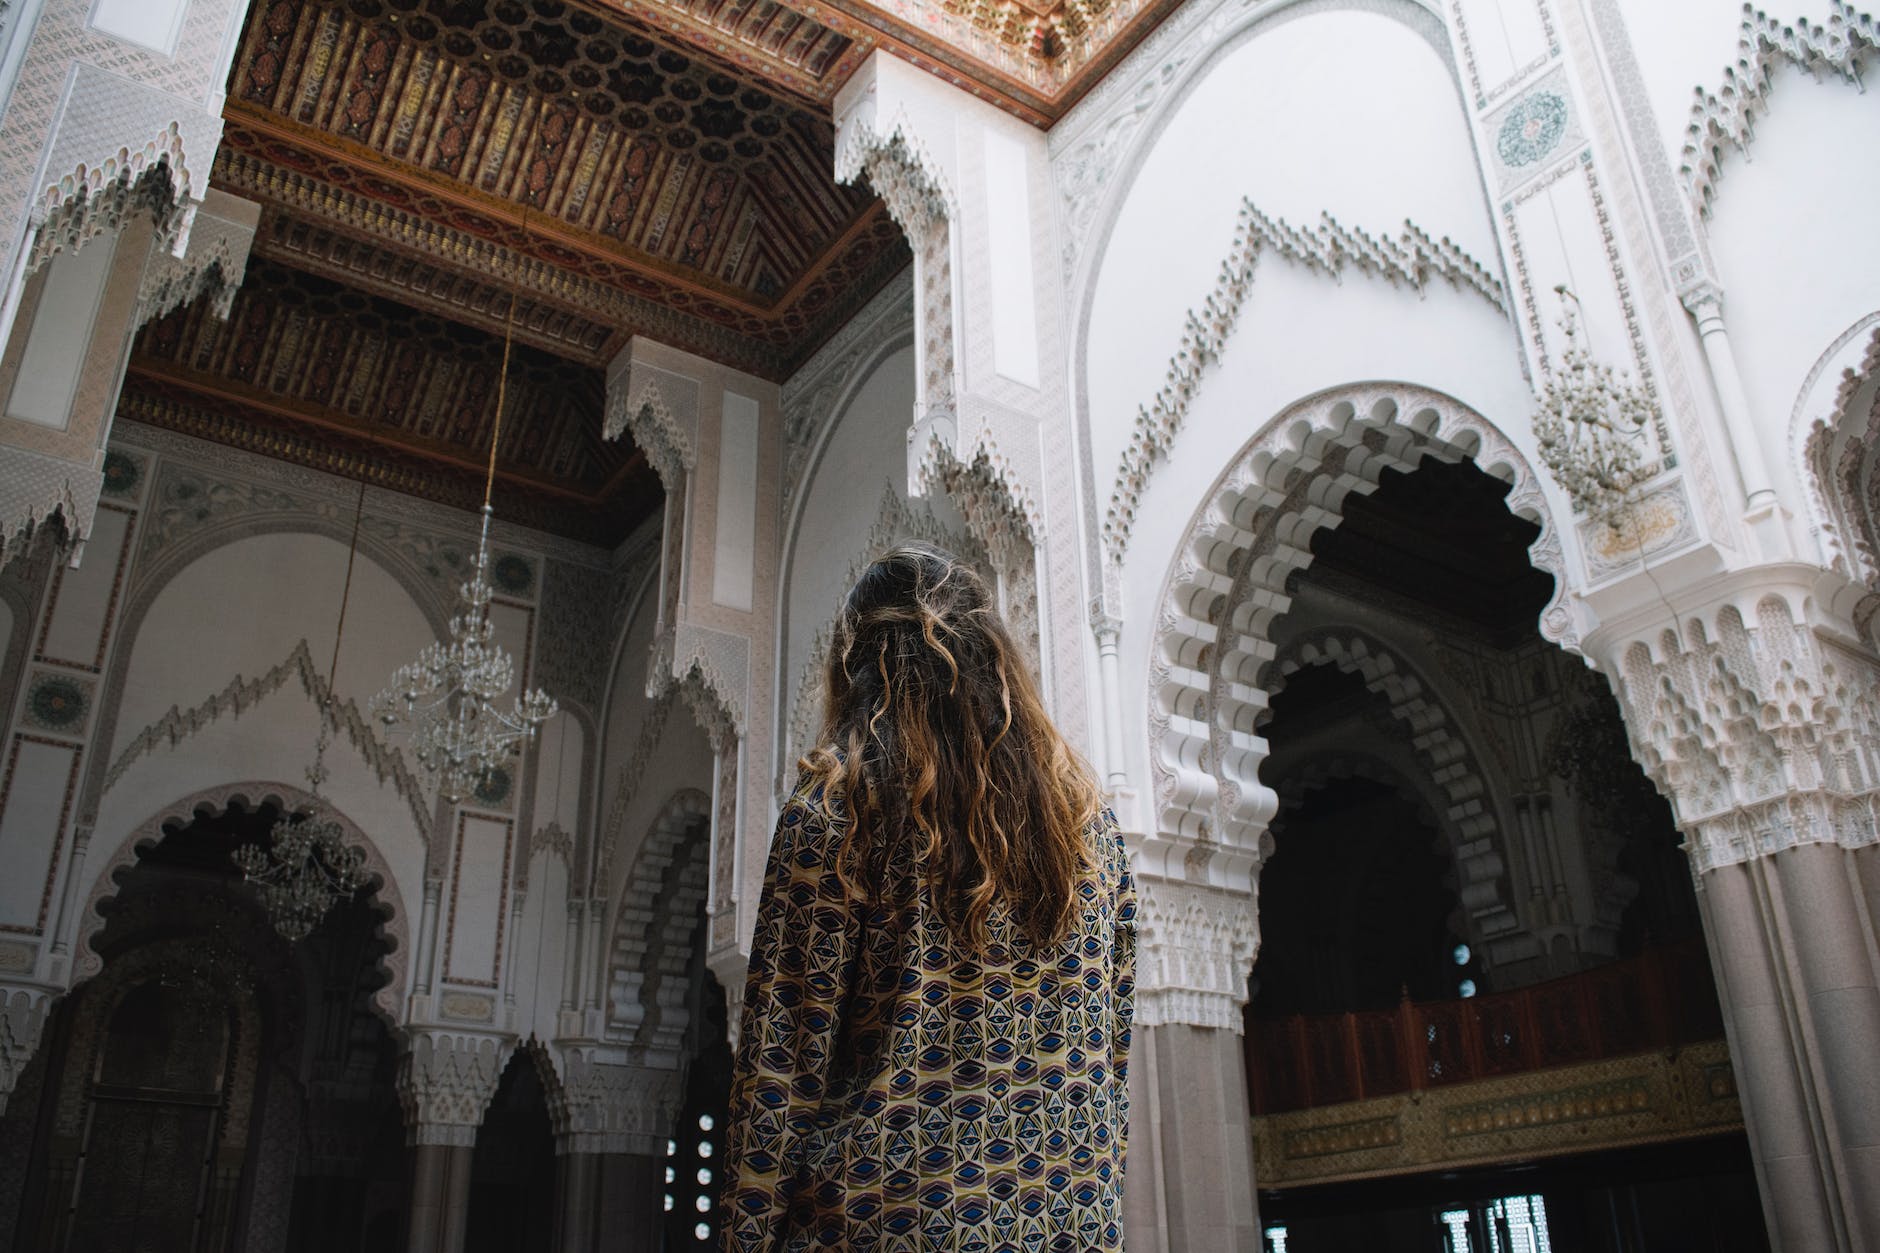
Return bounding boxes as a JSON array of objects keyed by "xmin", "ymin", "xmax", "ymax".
[
  {"xmin": 1604, "ymin": 588, "xmax": 1880, "ymax": 1251},
  {"xmin": 1680, "ymin": 282, "xmax": 1776, "ymax": 513},
  {"xmin": 1128, "ymin": 877, "xmax": 1263, "ymax": 1252},
  {"xmin": 406, "ymin": 1141, "xmax": 475, "ymax": 1253},
  {"xmin": 546, "ymin": 1049, "xmax": 684, "ymax": 1250},
  {"xmin": 395, "ymin": 1032, "xmax": 507, "ymax": 1253},
  {"xmin": 553, "ymin": 1148, "xmax": 600, "ymax": 1253},
  {"xmin": 597, "ymin": 1152, "xmax": 664, "ymax": 1246}
]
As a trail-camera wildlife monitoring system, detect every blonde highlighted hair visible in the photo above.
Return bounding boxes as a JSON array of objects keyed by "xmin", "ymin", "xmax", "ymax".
[{"xmin": 802, "ymin": 544, "xmax": 1101, "ymax": 949}]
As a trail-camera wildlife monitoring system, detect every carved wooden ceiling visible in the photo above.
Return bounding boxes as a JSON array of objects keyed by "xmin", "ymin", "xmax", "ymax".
[{"xmin": 121, "ymin": 0, "xmax": 1163, "ymax": 542}]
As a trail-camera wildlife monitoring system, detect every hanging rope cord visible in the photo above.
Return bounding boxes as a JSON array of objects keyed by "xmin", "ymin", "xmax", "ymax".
[
  {"xmin": 482, "ymin": 207, "xmax": 526, "ymax": 519},
  {"xmin": 306, "ymin": 477, "xmax": 364, "ymax": 790}
]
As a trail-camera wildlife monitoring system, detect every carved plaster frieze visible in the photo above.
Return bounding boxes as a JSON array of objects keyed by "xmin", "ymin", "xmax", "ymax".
[
  {"xmin": 396, "ymin": 1029, "xmax": 510, "ymax": 1146},
  {"xmin": 100, "ymin": 637, "xmax": 434, "ymax": 841},
  {"xmin": 117, "ymin": 423, "xmax": 612, "ymax": 579},
  {"xmin": 1103, "ymin": 203, "xmax": 1506, "ymax": 565},
  {"xmin": 0, "ymin": 985, "xmax": 54, "ymax": 1113},
  {"xmin": 1680, "ymin": 2, "xmax": 1879, "ymax": 217},
  {"xmin": 132, "ymin": 189, "xmax": 258, "ymax": 331},
  {"xmin": 1609, "ymin": 593, "xmax": 1880, "ymax": 872},
  {"xmin": 603, "ymin": 354, "xmax": 701, "ymax": 489},
  {"xmin": 1132, "ymin": 875, "xmax": 1258, "ymax": 1032},
  {"xmin": 549, "ymin": 1046, "xmax": 684, "ymax": 1156},
  {"xmin": 0, "ymin": 443, "xmax": 92, "ymax": 570},
  {"xmin": 667, "ymin": 624, "xmax": 749, "ymax": 746}
]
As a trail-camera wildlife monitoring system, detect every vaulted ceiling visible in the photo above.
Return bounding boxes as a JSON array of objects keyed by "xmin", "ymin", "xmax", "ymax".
[{"xmin": 118, "ymin": 0, "xmax": 1172, "ymax": 544}]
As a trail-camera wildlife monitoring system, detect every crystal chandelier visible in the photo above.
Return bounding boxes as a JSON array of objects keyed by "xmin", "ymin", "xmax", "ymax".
[
  {"xmin": 1532, "ymin": 286, "xmax": 1658, "ymax": 519},
  {"xmin": 370, "ymin": 273, "xmax": 556, "ymax": 802},
  {"xmin": 235, "ymin": 479, "xmax": 370, "ymax": 941}
]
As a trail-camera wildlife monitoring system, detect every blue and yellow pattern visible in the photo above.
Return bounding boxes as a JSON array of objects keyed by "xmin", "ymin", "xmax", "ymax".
[{"xmin": 721, "ymin": 773, "xmax": 1137, "ymax": 1252}]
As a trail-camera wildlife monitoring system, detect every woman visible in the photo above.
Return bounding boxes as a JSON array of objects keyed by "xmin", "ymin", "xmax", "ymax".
[{"xmin": 720, "ymin": 544, "xmax": 1136, "ymax": 1252}]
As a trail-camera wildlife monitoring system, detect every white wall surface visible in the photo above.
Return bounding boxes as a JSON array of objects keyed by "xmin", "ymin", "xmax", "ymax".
[
  {"xmin": 1701, "ymin": 66, "xmax": 1880, "ymax": 495},
  {"xmin": 1084, "ymin": 7, "xmax": 1497, "ymax": 492}
]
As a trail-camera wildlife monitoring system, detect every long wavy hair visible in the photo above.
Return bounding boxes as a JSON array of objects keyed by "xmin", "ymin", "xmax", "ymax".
[{"xmin": 802, "ymin": 543, "xmax": 1101, "ymax": 949}]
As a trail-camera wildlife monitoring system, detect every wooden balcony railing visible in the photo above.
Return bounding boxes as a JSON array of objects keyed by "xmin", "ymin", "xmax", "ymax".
[{"xmin": 1245, "ymin": 939, "xmax": 1724, "ymax": 1116}]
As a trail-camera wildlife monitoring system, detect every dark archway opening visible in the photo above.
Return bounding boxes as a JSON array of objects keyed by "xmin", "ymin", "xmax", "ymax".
[
  {"xmin": 1248, "ymin": 453, "xmax": 1752, "ymax": 1253},
  {"xmin": 0, "ymin": 799, "xmax": 407, "ymax": 1252},
  {"xmin": 466, "ymin": 1054, "xmax": 556, "ymax": 1253}
]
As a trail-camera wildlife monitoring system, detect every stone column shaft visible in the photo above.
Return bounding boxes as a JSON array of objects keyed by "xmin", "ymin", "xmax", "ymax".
[
  {"xmin": 555, "ymin": 1150, "xmax": 600, "ymax": 1253},
  {"xmin": 407, "ymin": 1142, "xmax": 474, "ymax": 1253},
  {"xmin": 1698, "ymin": 844, "xmax": 1880, "ymax": 1252},
  {"xmin": 1683, "ymin": 288, "xmax": 1774, "ymax": 510}
]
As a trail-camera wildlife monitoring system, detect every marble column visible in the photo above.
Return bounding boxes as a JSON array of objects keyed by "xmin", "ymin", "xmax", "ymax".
[
  {"xmin": 395, "ymin": 1032, "xmax": 506, "ymax": 1253},
  {"xmin": 1146, "ymin": 1024, "xmax": 1261, "ymax": 1252},
  {"xmin": 1126, "ymin": 877, "xmax": 1263, "ymax": 1252},
  {"xmin": 595, "ymin": 1153, "xmax": 664, "ymax": 1247},
  {"xmin": 554, "ymin": 1149, "xmax": 600, "ymax": 1253},
  {"xmin": 1606, "ymin": 589, "xmax": 1880, "ymax": 1252},
  {"xmin": 407, "ymin": 1141, "xmax": 475, "ymax": 1253}
]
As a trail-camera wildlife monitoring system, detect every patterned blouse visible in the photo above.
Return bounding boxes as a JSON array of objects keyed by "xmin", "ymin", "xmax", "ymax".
[{"xmin": 720, "ymin": 772, "xmax": 1137, "ymax": 1253}]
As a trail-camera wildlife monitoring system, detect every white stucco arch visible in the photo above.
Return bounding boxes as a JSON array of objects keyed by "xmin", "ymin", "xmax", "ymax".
[{"xmin": 1137, "ymin": 382, "xmax": 1572, "ymax": 898}]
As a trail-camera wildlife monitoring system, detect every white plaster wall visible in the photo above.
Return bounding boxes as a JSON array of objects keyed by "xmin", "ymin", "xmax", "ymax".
[
  {"xmin": 1700, "ymin": 67, "xmax": 1880, "ymax": 499},
  {"xmin": 511, "ymin": 850, "xmax": 570, "ymax": 1041},
  {"xmin": 93, "ymin": 532, "xmax": 438, "ymax": 908},
  {"xmin": 1618, "ymin": 0, "xmax": 1843, "ymax": 159},
  {"xmin": 1083, "ymin": 7, "xmax": 1498, "ymax": 491},
  {"xmin": 784, "ymin": 347, "xmax": 917, "ymax": 699}
]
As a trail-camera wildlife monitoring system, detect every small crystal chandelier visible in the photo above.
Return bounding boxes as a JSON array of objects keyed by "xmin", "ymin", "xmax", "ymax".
[
  {"xmin": 370, "ymin": 265, "xmax": 556, "ymax": 802},
  {"xmin": 1532, "ymin": 285, "xmax": 1658, "ymax": 519},
  {"xmin": 235, "ymin": 479, "xmax": 370, "ymax": 941}
]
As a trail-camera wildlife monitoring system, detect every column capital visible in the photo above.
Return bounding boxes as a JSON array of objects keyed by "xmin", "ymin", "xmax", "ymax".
[
  {"xmin": 0, "ymin": 983, "xmax": 55, "ymax": 1115},
  {"xmin": 1132, "ymin": 875, "xmax": 1259, "ymax": 1032},
  {"xmin": 1599, "ymin": 579, "xmax": 1880, "ymax": 871},
  {"xmin": 395, "ymin": 1028, "xmax": 509, "ymax": 1145},
  {"xmin": 1677, "ymin": 276, "xmax": 1726, "ymax": 321},
  {"xmin": 548, "ymin": 1047, "xmax": 683, "ymax": 1157}
]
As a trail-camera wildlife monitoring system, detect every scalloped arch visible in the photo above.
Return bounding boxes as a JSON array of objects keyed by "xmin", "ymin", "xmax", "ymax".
[
  {"xmin": 1266, "ymin": 630, "xmax": 1517, "ymax": 942},
  {"xmin": 76, "ymin": 782, "xmax": 412, "ymax": 1030},
  {"xmin": 1145, "ymin": 383, "xmax": 1570, "ymax": 884}
]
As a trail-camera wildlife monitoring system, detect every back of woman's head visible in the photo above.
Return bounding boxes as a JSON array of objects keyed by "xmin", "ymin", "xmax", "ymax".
[{"xmin": 804, "ymin": 543, "xmax": 1101, "ymax": 949}]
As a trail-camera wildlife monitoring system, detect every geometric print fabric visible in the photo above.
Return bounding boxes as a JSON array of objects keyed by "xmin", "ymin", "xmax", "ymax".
[{"xmin": 721, "ymin": 772, "xmax": 1137, "ymax": 1252}]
